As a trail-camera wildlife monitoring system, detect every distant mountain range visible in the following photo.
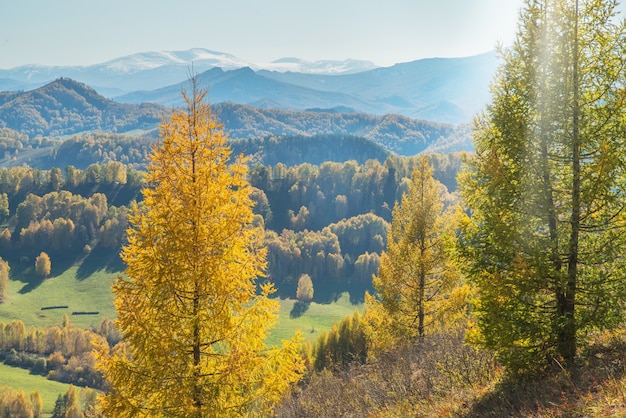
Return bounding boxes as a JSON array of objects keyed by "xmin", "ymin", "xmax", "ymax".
[
  {"xmin": 0, "ymin": 48, "xmax": 378, "ymax": 96},
  {"xmin": 0, "ymin": 78, "xmax": 471, "ymax": 154},
  {"xmin": 0, "ymin": 48, "xmax": 499, "ymax": 124}
]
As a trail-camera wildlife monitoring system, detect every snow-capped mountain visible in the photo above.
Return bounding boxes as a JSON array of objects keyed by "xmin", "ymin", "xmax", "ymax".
[
  {"xmin": 0, "ymin": 48, "xmax": 378, "ymax": 94},
  {"xmin": 98, "ymin": 48, "xmax": 254, "ymax": 74},
  {"xmin": 98, "ymin": 49, "xmax": 376, "ymax": 75},
  {"xmin": 0, "ymin": 48, "xmax": 499, "ymax": 124},
  {"xmin": 258, "ymin": 57, "xmax": 377, "ymax": 74}
]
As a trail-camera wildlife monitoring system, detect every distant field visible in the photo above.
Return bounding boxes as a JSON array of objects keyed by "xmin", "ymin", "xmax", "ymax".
[
  {"xmin": 0, "ymin": 263, "xmax": 117, "ymax": 329},
  {"xmin": 0, "ymin": 258, "xmax": 359, "ymax": 337},
  {"xmin": 268, "ymin": 294, "xmax": 361, "ymax": 346},
  {"xmin": 0, "ymin": 261, "xmax": 360, "ymax": 411},
  {"xmin": 0, "ymin": 362, "xmax": 71, "ymax": 416}
]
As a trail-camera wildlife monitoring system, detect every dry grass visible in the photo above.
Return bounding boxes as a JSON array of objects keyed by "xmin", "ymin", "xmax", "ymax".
[
  {"xmin": 276, "ymin": 330, "xmax": 497, "ymax": 417},
  {"xmin": 276, "ymin": 329, "xmax": 626, "ymax": 417}
]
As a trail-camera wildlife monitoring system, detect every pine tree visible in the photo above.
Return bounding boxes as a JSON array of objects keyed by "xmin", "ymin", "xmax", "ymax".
[
  {"xmin": 96, "ymin": 77, "xmax": 303, "ymax": 417},
  {"xmin": 459, "ymin": 0, "xmax": 626, "ymax": 371},
  {"xmin": 51, "ymin": 395, "xmax": 65, "ymax": 418}
]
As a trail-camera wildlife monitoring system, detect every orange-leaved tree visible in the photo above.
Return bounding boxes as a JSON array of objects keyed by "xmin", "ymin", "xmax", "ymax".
[{"xmin": 96, "ymin": 77, "xmax": 303, "ymax": 417}]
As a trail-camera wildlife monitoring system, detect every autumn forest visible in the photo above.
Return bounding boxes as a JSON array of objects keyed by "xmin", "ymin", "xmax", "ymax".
[{"xmin": 1, "ymin": 0, "xmax": 626, "ymax": 416}]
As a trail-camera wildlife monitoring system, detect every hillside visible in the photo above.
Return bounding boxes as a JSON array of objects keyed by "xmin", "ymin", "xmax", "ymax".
[
  {"xmin": 213, "ymin": 102, "xmax": 471, "ymax": 154},
  {"xmin": 116, "ymin": 67, "xmax": 386, "ymax": 114},
  {"xmin": 0, "ymin": 80, "xmax": 471, "ymax": 154},
  {"xmin": 0, "ymin": 78, "xmax": 167, "ymax": 137}
]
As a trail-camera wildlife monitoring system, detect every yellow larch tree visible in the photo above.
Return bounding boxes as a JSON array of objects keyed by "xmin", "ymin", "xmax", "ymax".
[
  {"xmin": 96, "ymin": 77, "xmax": 303, "ymax": 417},
  {"xmin": 366, "ymin": 157, "xmax": 468, "ymax": 353}
]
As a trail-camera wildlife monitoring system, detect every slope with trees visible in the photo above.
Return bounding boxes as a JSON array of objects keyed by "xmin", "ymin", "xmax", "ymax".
[
  {"xmin": 0, "ymin": 78, "xmax": 167, "ymax": 138},
  {"xmin": 0, "ymin": 78, "xmax": 471, "ymax": 154}
]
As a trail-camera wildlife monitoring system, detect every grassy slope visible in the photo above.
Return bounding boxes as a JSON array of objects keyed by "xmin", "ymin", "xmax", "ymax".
[
  {"xmin": 0, "ymin": 362, "xmax": 70, "ymax": 416},
  {"xmin": 0, "ymin": 257, "xmax": 360, "ymax": 413},
  {"xmin": 268, "ymin": 294, "xmax": 361, "ymax": 346},
  {"xmin": 0, "ymin": 264, "xmax": 116, "ymax": 329},
  {"xmin": 0, "ymin": 255, "xmax": 359, "ymax": 338}
]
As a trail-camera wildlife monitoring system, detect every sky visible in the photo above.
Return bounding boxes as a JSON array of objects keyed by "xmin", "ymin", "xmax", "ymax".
[{"xmin": 2, "ymin": 0, "xmax": 626, "ymax": 69}]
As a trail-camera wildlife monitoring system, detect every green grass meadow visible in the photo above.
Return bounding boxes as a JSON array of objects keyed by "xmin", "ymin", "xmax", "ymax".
[
  {"xmin": 0, "ymin": 253, "xmax": 361, "ymax": 409},
  {"xmin": 0, "ymin": 263, "xmax": 117, "ymax": 330},
  {"xmin": 268, "ymin": 294, "xmax": 361, "ymax": 346},
  {"xmin": 0, "ymin": 253, "xmax": 360, "ymax": 337},
  {"xmin": 0, "ymin": 362, "xmax": 71, "ymax": 416}
]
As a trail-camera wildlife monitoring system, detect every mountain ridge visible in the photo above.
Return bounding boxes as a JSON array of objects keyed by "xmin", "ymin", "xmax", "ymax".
[
  {"xmin": 0, "ymin": 78, "xmax": 471, "ymax": 154},
  {"xmin": 0, "ymin": 48, "xmax": 498, "ymax": 124}
]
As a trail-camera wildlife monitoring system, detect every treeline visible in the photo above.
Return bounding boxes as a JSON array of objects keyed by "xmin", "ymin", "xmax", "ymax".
[
  {"xmin": 0, "ymin": 128, "xmax": 462, "ymax": 185},
  {"xmin": 250, "ymin": 154, "xmax": 461, "ymax": 232},
  {"xmin": 0, "ymin": 152, "xmax": 463, "ymax": 301},
  {"xmin": 0, "ymin": 163, "xmax": 143, "ymax": 260},
  {"xmin": 0, "ymin": 316, "xmax": 120, "ymax": 390},
  {"xmin": 231, "ymin": 134, "xmax": 391, "ymax": 166}
]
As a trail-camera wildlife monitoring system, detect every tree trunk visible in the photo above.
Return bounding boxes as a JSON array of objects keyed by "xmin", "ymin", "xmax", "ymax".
[{"xmin": 560, "ymin": 0, "xmax": 580, "ymax": 364}]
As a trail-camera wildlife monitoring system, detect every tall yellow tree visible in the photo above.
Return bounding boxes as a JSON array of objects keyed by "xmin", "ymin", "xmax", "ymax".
[
  {"xmin": 96, "ymin": 77, "xmax": 303, "ymax": 417},
  {"xmin": 366, "ymin": 157, "xmax": 467, "ymax": 351}
]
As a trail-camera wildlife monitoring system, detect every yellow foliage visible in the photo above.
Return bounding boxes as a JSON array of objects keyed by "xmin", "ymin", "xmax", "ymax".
[
  {"xmin": 367, "ymin": 157, "xmax": 468, "ymax": 354},
  {"xmin": 34, "ymin": 252, "xmax": 51, "ymax": 278},
  {"xmin": 96, "ymin": 78, "xmax": 303, "ymax": 417}
]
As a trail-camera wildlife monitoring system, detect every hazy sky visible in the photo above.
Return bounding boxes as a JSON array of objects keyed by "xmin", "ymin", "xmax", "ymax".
[{"xmin": 2, "ymin": 0, "xmax": 625, "ymax": 69}]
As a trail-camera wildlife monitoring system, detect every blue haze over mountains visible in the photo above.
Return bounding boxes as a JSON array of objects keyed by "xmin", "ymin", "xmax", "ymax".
[{"xmin": 0, "ymin": 48, "xmax": 498, "ymax": 125}]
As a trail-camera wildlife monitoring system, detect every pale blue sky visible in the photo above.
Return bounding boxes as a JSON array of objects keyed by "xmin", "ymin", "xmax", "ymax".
[{"xmin": 1, "ymin": 0, "xmax": 625, "ymax": 69}]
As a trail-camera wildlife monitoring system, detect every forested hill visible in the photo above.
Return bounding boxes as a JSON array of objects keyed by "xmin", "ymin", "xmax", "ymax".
[
  {"xmin": 0, "ymin": 130, "xmax": 391, "ymax": 175},
  {"xmin": 0, "ymin": 78, "xmax": 166, "ymax": 138},
  {"xmin": 212, "ymin": 103, "xmax": 471, "ymax": 154},
  {"xmin": 0, "ymin": 79, "xmax": 471, "ymax": 154}
]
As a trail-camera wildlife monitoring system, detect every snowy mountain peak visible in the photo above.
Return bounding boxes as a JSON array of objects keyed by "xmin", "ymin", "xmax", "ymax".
[
  {"xmin": 100, "ymin": 48, "xmax": 253, "ymax": 74},
  {"xmin": 0, "ymin": 48, "xmax": 382, "ymax": 94},
  {"xmin": 262, "ymin": 57, "xmax": 378, "ymax": 74},
  {"xmin": 99, "ymin": 48, "xmax": 378, "ymax": 75}
]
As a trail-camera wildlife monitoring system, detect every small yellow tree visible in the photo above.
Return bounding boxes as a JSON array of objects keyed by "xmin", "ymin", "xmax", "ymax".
[
  {"xmin": 296, "ymin": 274, "xmax": 314, "ymax": 302},
  {"xmin": 96, "ymin": 77, "xmax": 303, "ymax": 417},
  {"xmin": 30, "ymin": 391, "xmax": 42, "ymax": 418},
  {"xmin": 366, "ymin": 157, "xmax": 467, "ymax": 352},
  {"xmin": 34, "ymin": 252, "xmax": 51, "ymax": 279},
  {"xmin": 0, "ymin": 257, "xmax": 9, "ymax": 302}
]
